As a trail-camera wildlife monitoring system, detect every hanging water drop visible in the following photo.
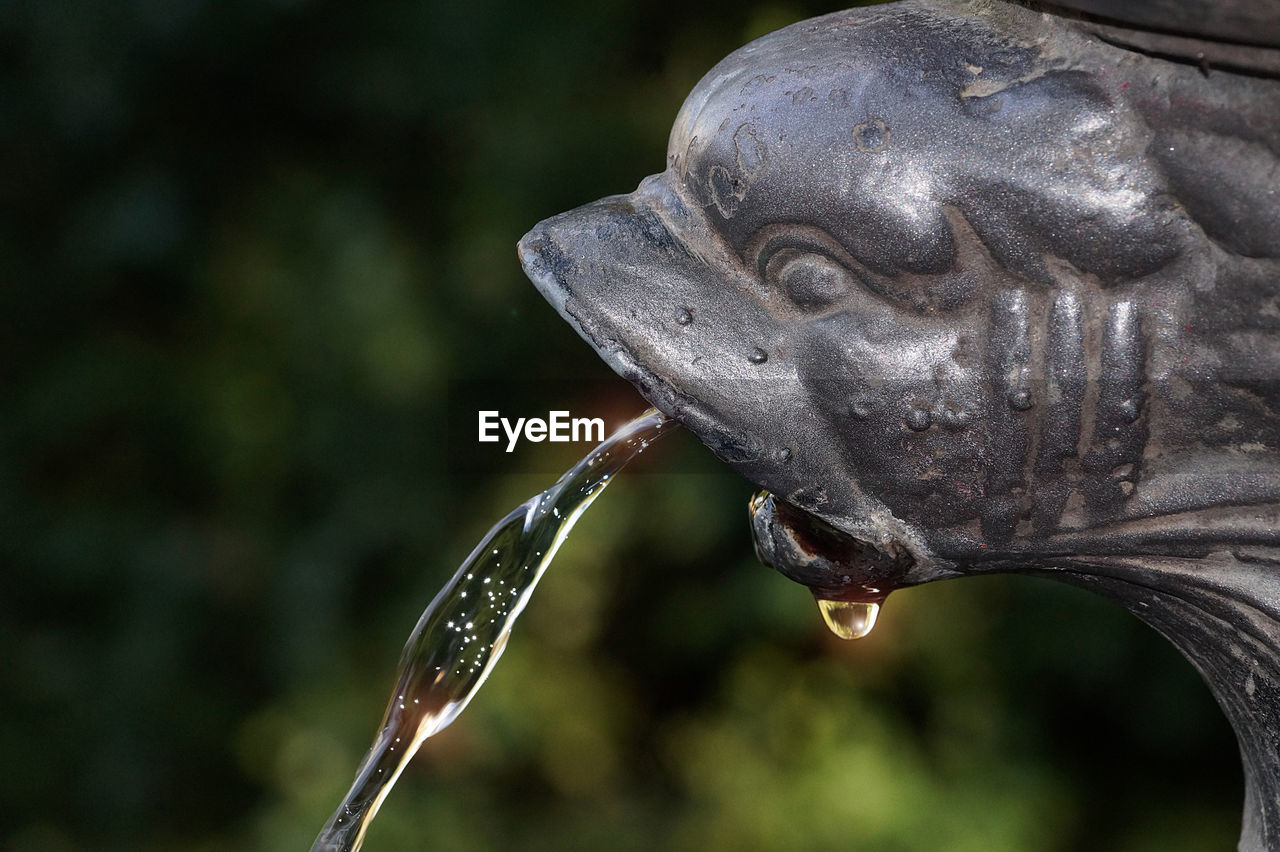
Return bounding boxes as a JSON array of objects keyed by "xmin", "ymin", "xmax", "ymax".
[{"xmin": 816, "ymin": 598, "xmax": 880, "ymax": 640}]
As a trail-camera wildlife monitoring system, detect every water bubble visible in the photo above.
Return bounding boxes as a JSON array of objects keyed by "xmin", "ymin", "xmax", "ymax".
[
  {"xmin": 748, "ymin": 347, "xmax": 769, "ymax": 364},
  {"xmin": 815, "ymin": 598, "xmax": 880, "ymax": 640}
]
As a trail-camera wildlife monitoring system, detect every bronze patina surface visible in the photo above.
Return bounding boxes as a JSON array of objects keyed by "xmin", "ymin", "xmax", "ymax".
[{"xmin": 520, "ymin": 2, "xmax": 1280, "ymax": 847}]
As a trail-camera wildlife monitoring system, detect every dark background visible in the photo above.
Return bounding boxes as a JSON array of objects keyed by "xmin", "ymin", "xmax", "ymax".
[{"xmin": 1, "ymin": 1, "xmax": 1242, "ymax": 849}]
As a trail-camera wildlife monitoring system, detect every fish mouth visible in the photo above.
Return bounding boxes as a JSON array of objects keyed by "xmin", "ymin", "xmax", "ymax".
[
  {"xmin": 748, "ymin": 490, "xmax": 916, "ymax": 602},
  {"xmin": 518, "ymin": 172, "xmax": 945, "ymax": 593},
  {"xmin": 518, "ymin": 173, "xmax": 779, "ymax": 470}
]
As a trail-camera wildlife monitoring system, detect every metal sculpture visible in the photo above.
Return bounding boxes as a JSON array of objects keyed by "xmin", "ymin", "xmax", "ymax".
[{"xmin": 519, "ymin": 1, "xmax": 1280, "ymax": 847}]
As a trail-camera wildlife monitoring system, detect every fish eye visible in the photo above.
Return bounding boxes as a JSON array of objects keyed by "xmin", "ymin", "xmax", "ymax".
[{"xmin": 765, "ymin": 248, "xmax": 854, "ymax": 309}]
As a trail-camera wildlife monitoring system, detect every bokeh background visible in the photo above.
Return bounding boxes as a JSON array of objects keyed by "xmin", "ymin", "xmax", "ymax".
[{"xmin": 1, "ymin": 1, "xmax": 1244, "ymax": 849}]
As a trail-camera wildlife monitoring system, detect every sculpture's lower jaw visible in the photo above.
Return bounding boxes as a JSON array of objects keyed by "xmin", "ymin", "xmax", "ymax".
[
  {"xmin": 517, "ymin": 229, "xmax": 742, "ymax": 469},
  {"xmin": 517, "ymin": 185, "xmax": 767, "ymax": 470},
  {"xmin": 748, "ymin": 489, "xmax": 919, "ymax": 602}
]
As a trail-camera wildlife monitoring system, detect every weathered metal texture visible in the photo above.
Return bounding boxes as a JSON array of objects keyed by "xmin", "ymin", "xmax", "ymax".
[
  {"xmin": 1045, "ymin": 0, "xmax": 1280, "ymax": 47},
  {"xmin": 518, "ymin": 1, "xmax": 1280, "ymax": 848}
]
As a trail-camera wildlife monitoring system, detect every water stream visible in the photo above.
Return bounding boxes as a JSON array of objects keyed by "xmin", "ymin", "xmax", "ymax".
[{"xmin": 312, "ymin": 408, "xmax": 674, "ymax": 851}]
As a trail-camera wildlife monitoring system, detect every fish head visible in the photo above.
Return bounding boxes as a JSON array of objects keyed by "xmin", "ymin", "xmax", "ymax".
[
  {"xmin": 518, "ymin": 0, "xmax": 1243, "ymax": 598},
  {"xmin": 522, "ymin": 7, "xmax": 1280, "ymax": 841}
]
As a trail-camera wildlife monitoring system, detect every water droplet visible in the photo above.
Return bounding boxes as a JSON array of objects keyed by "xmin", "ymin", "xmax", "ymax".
[
  {"xmin": 939, "ymin": 404, "xmax": 969, "ymax": 428},
  {"xmin": 905, "ymin": 407, "xmax": 931, "ymax": 431},
  {"xmin": 1007, "ymin": 388, "xmax": 1033, "ymax": 411},
  {"xmin": 676, "ymin": 307, "xmax": 693, "ymax": 325},
  {"xmin": 748, "ymin": 347, "xmax": 769, "ymax": 364},
  {"xmin": 816, "ymin": 598, "xmax": 880, "ymax": 640},
  {"xmin": 847, "ymin": 396, "xmax": 873, "ymax": 419},
  {"xmin": 852, "ymin": 118, "xmax": 890, "ymax": 153}
]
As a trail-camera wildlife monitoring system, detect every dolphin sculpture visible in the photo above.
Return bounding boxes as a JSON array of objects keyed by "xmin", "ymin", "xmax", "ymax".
[{"xmin": 518, "ymin": 0, "xmax": 1280, "ymax": 847}]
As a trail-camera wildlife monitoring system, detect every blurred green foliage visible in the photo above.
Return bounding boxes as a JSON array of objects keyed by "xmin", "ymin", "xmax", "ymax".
[{"xmin": 0, "ymin": 0, "xmax": 1242, "ymax": 849}]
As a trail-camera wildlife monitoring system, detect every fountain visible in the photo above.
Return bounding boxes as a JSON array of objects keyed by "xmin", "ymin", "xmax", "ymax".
[{"xmin": 519, "ymin": 1, "xmax": 1280, "ymax": 848}]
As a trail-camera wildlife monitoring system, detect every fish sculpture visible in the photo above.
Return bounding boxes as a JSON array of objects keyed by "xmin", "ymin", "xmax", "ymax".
[{"xmin": 519, "ymin": 0, "xmax": 1280, "ymax": 847}]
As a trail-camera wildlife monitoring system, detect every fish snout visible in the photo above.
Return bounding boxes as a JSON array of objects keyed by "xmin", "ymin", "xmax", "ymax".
[{"xmin": 519, "ymin": 177, "xmax": 818, "ymax": 483}]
